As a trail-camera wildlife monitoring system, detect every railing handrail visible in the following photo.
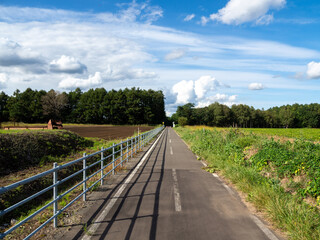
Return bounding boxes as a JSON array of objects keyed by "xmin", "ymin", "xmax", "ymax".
[{"xmin": 0, "ymin": 125, "xmax": 164, "ymax": 240}]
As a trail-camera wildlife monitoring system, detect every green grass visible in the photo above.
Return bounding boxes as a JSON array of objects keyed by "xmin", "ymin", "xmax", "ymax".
[
  {"xmin": 186, "ymin": 126, "xmax": 320, "ymax": 141},
  {"xmin": 241, "ymin": 128, "xmax": 320, "ymax": 141},
  {"xmin": 175, "ymin": 126, "xmax": 320, "ymax": 240},
  {"xmin": 0, "ymin": 129, "xmax": 50, "ymax": 134}
]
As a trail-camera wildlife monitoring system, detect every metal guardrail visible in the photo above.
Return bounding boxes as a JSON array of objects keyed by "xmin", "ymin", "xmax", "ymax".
[{"xmin": 0, "ymin": 126, "xmax": 164, "ymax": 239}]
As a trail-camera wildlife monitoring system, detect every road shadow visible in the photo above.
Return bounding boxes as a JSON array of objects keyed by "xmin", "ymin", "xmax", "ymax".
[
  {"xmin": 98, "ymin": 129, "xmax": 167, "ymax": 240},
  {"xmin": 69, "ymin": 132, "xmax": 165, "ymax": 240}
]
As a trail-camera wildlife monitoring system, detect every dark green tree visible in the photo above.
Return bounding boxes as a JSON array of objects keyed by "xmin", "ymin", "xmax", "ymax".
[
  {"xmin": 76, "ymin": 88, "xmax": 107, "ymax": 124},
  {"xmin": 0, "ymin": 91, "xmax": 9, "ymax": 128}
]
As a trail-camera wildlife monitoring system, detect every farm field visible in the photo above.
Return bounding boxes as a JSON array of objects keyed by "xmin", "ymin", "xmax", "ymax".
[
  {"xmin": 1, "ymin": 123, "xmax": 155, "ymax": 140},
  {"xmin": 241, "ymin": 128, "xmax": 320, "ymax": 141},
  {"xmin": 64, "ymin": 125, "xmax": 155, "ymax": 140},
  {"xmin": 188, "ymin": 126, "xmax": 320, "ymax": 141},
  {"xmin": 176, "ymin": 126, "xmax": 320, "ymax": 240}
]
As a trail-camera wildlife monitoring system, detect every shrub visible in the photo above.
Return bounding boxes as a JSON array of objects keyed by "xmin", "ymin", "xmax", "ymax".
[
  {"xmin": 178, "ymin": 117, "xmax": 188, "ymax": 127},
  {"xmin": 0, "ymin": 130, "xmax": 93, "ymax": 175}
]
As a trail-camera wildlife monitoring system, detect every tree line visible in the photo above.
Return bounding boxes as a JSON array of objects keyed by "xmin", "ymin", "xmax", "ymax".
[
  {"xmin": 0, "ymin": 88, "xmax": 166, "ymax": 125},
  {"xmin": 170, "ymin": 102, "xmax": 320, "ymax": 128}
]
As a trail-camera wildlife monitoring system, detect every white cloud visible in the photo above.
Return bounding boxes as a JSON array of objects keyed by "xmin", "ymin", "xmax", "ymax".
[
  {"xmin": 1, "ymin": 2, "xmax": 320, "ymax": 113},
  {"xmin": 208, "ymin": 0, "xmax": 286, "ymax": 25},
  {"xmin": 248, "ymin": 82, "xmax": 265, "ymax": 90},
  {"xmin": 307, "ymin": 61, "xmax": 320, "ymax": 79},
  {"xmin": 200, "ymin": 16, "xmax": 210, "ymax": 26},
  {"xmin": 58, "ymin": 72, "xmax": 102, "ymax": 89},
  {"xmin": 165, "ymin": 48, "xmax": 187, "ymax": 61},
  {"xmin": 228, "ymin": 95, "xmax": 237, "ymax": 102},
  {"xmin": 50, "ymin": 55, "xmax": 87, "ymax": 74},
  {"xmin": 184, "ymin": 14, "xmax": 195, "ymax": 22},
  {"xmin": 194, "ymin": 76, "xmax": 220, "ymax": 99},
  {"xmin": 171, "ymin": 75, "xmax": 227, "ymax": 105},
  {"xmin": 104, "ymin": 65, "xmax": 157, "ymax": 81},
  {"xmin": 256, "ymin": 14, "xmax": 274, "ymax": 25},
  {"xmin": 172, "ymin": 80, "xmax": 195, "ymax": 104},
  {"xmin": 197, "ymin": 94, "xmax": 238, "ymax": 108},
  {"xmin": 58, "ymin": 65, "xmax": 157, "ymax": 90},
  {"xmin": 0, "ymin": 2, "xmax": 163, "ymax": 25},
  {"xmin": 0, "ymin": 73, "xmax": 7, "ymax": 89},
  {"xmin": 0, "ymin": 38, "xmax": 44, "ymax": 67},
  {"xmin": 117, "ymin": 1, "xmax": 163, "ymax": 24},
  {"xmin": 224, "ymin": 40, "xmax": 317, "ymax": 59}
]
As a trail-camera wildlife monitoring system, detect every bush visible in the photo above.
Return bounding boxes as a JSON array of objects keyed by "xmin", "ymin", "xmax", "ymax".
[
  {"xmin": 178, "ymin": 117, "xmax": 188, "ymax": 127},
  {"xmin": 0, "ymin": 130, "xmax": 93, "ymax": 175}
]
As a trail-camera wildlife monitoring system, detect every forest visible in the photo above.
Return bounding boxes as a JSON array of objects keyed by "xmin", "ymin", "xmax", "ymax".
[
  {"xmin": 0, "ymin": 88, "xmax": 166, "ymax": 125},
  {"xmin": 1, "ymin": 87, "xmax": 319, "ymax": 128},
  {"xmin": 170, "ymin": 102, "xmax": 320, "ymax": 128}
]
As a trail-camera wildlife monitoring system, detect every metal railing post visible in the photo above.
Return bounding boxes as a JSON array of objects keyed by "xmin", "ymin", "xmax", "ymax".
[
  {"xmin": 139, "ymin": 134, "xmax": 141, "ymax": 150},
  {"xmin": 137, "ymin": 133, "xmax": 139, "ymax": 151},
  {"xmin": 131, "ymin": 138, "xmax": 133, "ymax": 158},
  {"xmin": 126, "ymin": 138, "xmax": 129, "ymax": 162},
  {"xmin": 101, "ymin": 147, "xmax": 104, "ymax": 185},
  {"xmin": 135, "ymin": 136, "xmax": 137, "ymax": 153},
  {"xmin": 83, "ymin": 153, "xmax": 87, "ymax": 201},
  {"xmin": 53, "ymin": 162, "xmax": 58, "ymax": 228},
  {"xmin": 112, "ymin": 143, "xmax": 115, "ymax": 175},
  {"xmin": 142, "ymin": 134, "xmax": 144, "ymax": 147},
  {"xmin": 120, "ymin": 141, "xmax": 123, "ymax": 167}
]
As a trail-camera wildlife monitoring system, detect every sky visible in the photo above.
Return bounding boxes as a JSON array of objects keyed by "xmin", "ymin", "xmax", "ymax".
[{"xmin": 0, "ymin": 0, "xmax": 320, "ymax": 115}]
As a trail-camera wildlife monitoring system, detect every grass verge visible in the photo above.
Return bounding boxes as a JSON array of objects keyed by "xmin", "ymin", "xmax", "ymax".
[{"xmin": 175, "ymin": 126, "xmax": 320, "ymax": 240}]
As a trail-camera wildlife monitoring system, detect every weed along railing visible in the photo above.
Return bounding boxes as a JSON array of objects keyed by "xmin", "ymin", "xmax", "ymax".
[{"xmin": 0, "ymin": 126, "xmax": 164, "ymax": 239}]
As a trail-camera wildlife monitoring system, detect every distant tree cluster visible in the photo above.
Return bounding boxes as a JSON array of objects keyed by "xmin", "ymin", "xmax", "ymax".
[
  {"xmin": 0, "ymin": 88, "xmax": 166, "ymax": 125},
  {"xmin": 170, "ymin": 102, "xmax": 320, "ymax": 128}
]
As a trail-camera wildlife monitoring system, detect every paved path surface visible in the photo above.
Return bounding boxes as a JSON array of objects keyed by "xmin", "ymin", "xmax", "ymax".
[{"xmin": 64, "ymin": 127, "xmax": 281, "ymax": 240}]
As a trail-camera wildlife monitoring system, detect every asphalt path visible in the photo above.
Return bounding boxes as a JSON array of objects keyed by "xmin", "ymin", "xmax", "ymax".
[{"xmin": 64, "ymin": 127, "xmax": 281, "ymax": 240}]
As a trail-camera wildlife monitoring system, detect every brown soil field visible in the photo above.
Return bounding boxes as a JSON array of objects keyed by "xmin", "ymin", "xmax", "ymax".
[{"xmin": 64, "ymin": 125, "xmax": 155, "ymax": 140}]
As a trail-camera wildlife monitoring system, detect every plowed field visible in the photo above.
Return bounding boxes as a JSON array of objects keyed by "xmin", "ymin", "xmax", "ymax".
[{"xmin": 64, "ymin": 125, "xmax": 154, "ymax": 140}]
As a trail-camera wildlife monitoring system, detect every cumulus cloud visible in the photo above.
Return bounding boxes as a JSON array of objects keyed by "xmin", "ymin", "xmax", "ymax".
[
  {"xmin": 50, "ymin": 55, "xmax": 87, "ymax": 74},
  {"xmin": 197, "ymin": 94, "xmax": 238, "ymax": 108},
  {"xmin": 0, "ymin": 73, "xmax": 7, "ymax": 89},
  {"xmin": 307, "ymin": 61, "xmax": 320, "ymax": 79},
  {"xmin": 206, "ymin": 0, "xmax": 286, "ymax": 25},
  {"xmin": 248, "ymin": 82, "xmax": 265, "ymax": 90},
  {"xmin": 172, "ymin": 80, "xmax": 195, "ymax": 104},
  {"xmin": 58, "ymin": 72, "xmax": 102, "ymax": 89},
  {"xmin": 194, "ymin": 76, "xmax": 221, "ymax": 99},
  {"xmin": 0, "ymin": 38, "xmax": 44, "ymax": 67},
  {"xmin": 171, "ymin": 75, "xmax": 227, "ymax": 105},
  {"xmin": 184, "ymin": 14, "xmax": 195, "ymax": 22},
  {"xmin": 165, "ymin": 48, "xmax": 187, "ymax": 61}
]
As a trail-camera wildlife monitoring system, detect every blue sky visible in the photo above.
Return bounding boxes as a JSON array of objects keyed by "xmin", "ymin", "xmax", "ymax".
[{"xmin": 0, "ymin": 0, "xmax": 319, "ymax": 115}]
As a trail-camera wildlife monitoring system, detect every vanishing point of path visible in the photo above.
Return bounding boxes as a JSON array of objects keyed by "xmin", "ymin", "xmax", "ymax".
[{"xmin": 61, "ymin": 127, "xmax": 282, "ymax": 240}]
